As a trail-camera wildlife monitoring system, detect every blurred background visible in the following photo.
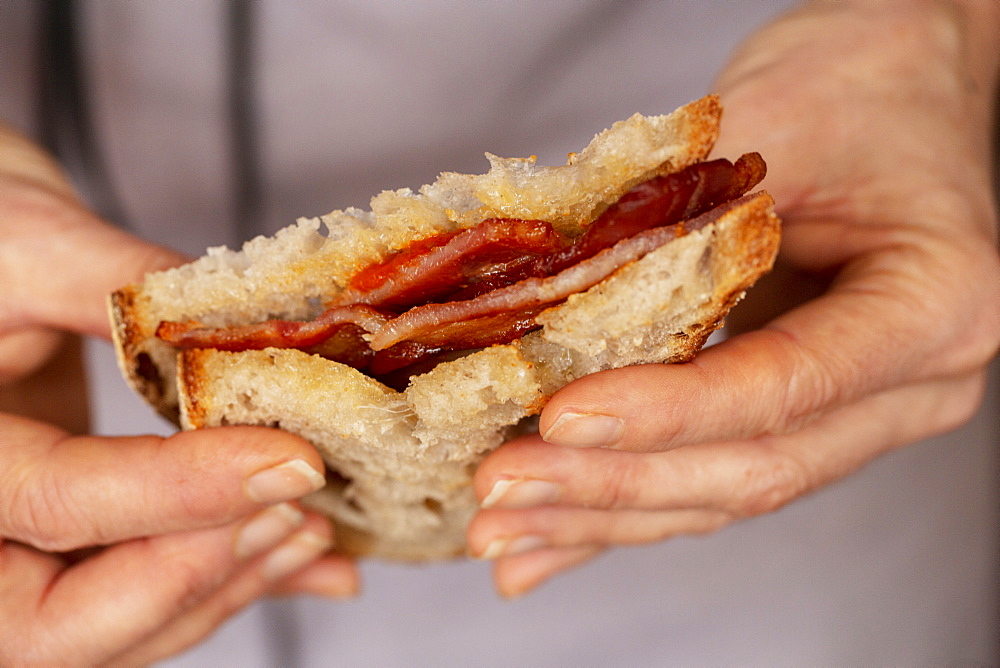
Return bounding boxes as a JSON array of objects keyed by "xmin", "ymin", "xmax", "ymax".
[{"xmin": 2, "ymin": 1, "xmax": 997, "ymax": 664}]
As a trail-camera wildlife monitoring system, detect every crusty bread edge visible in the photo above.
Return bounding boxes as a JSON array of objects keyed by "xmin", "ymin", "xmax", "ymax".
[{"xmin": 108, "ymin": 286, "xmax": 181, "ymax": 424}]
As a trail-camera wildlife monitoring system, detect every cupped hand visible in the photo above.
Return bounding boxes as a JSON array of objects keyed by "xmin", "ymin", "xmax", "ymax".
[
  {"xmin": 0, "ymin": 129, "xmax": 358, "ymax": 665},
  {"xmin": 468, "ymin": 2, "xmax": 1000, "ymax": 597}
]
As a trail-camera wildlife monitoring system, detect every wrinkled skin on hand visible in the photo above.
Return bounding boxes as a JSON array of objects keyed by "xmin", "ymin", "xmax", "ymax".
[
  {"xmin": 0, "ymin": 129, "xmax": 358, "ymax": 665},
  {"xmin": 468, "ymin": 1, "xmax": 1000, "ymax": 597}
]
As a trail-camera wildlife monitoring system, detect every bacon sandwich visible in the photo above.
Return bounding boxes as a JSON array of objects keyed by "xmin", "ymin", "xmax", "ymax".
[{"xmin": 109, "ymin": 96, "xmax": 781, "ymax": 560}]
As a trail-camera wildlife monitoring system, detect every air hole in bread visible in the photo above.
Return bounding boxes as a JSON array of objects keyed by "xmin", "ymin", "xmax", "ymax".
[
  {"xmin": 422, "ymin": 497, "xmax": 444, "ymax": 517},
  {"xmin": 237, "ymin": 390, "xmax": 257, "ymax": 412},
  {"xmin": 344, "ymin": 496, "xmax": 363, "ymax": 513},
  {"xmin": 324, "ymin": 466, "xmax": 364, "ymax": 514},
  {"xmin": 135, "ymin": 352, "xmax": 163, "ymax": 397},
  {"xmin": 697, "ymin": 243, "xmax": 713, "ymax": 274}
]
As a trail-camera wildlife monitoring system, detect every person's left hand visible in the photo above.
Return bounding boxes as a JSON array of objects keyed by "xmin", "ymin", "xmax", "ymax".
[
  {"xmin": 0, "ymin": 125, "xmax": 359, "ymax": 664},
  {"xmin": 466, "ymin": 1, "xmax": 1000, "ymax": 597}
]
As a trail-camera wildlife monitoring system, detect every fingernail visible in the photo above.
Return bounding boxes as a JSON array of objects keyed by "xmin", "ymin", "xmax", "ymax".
[
  {"xmin": 262, "ymin": 530, "xmax": 333, "ymax": 582},
  {"xmin": 245, "ymin": 459, "xmax": 326, "ymax": 504},
  {"xmin": 235, "ymin": 503, "xmax": 305, "ymax": 559},
  {"xmin": 482, "ymin": 479, "xmax": 562, "ymax": 509},
  {"xmin": 542, "ymin": 412, "xmax": 624, "ymax": 448},
  {"xmin": 478, "ymin": 535, "xmax": 548, "ymax": 560}
]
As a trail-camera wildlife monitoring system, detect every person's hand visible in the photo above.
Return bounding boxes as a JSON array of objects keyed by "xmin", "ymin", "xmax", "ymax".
[
  {"xmin": 468, "ymin": 1, "xmax": 1000, "ymax": 596},
  {"xmin": 0, "ymin": 127, "xmax": 359, "ymax": 665}
]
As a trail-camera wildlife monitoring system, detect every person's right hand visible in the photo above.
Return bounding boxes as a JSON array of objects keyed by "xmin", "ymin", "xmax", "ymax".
[{"xmin": 0, "ymin": 125, "xmax": 359, "ymax": 665}]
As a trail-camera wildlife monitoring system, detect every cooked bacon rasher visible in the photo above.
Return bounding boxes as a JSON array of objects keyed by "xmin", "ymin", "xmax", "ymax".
[{"xmin": 157, "ymin": 153, "xmax": 766, "ymax": 384}]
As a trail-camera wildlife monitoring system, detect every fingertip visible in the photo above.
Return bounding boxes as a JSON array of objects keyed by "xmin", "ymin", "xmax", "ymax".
[
  {"xmin": 170, "ymin": 425, "xmax": 324, "ymax": 474},
  {"xmin": 267, "ymin": 513, "xmax": 361, "ymax": 599},
  {"xmin": 233, "ymin": 503, "xmax": 305, "ymax": 561},
  {"xmin": 472, "ymin": 434, "xmax": 555, "ymax": 501},
  {"xmin": 166, "ymin": 425, "xmax": 327, "ymax": 505},
  {"xmin": 536, "ymin": 366, "xmax": 660, "ymax": 451},
  {"xmin": 492, "ymin": 546, "xmax": 601, "ymax": 599},
  {"xmin": 540, "ymin": 412, "xmax": 625, "ymax": 448},
  {"xmin": 258, "ymin": 511, "xmax": 334, "ymax": 584},
  {"xmin": 268, "ymin": 556, "xmax": 362, "ymax": 600},
  {"xmin": 244, "ymin": 458, "xmax": 326, "ymax": 505}
]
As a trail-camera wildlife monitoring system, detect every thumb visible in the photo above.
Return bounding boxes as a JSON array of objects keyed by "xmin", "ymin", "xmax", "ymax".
[
  {"xmin": 0, "ymin": 415, "xmax": 327, "ymax": 552},
  {"xmin": 0, "ymin": 176, "xmax": 186, "ymax": 339}
]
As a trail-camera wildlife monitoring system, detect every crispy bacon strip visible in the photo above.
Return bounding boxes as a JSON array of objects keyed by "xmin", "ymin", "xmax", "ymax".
[
  {"xmin": 157, "ymin": 154, "xmax": 766, "ymax": 381},
  {"xmin": 157, "ymin": 305, "xmax": 392, "ymax": 352},
  {"xmin": 367, "ymin": 229, "xmax": 678, "ymax": 351},
  {"xmin": 340, "ymin": 154, "xmax": 765, "ymax": 308},
  {"xmin": 547, "ymin": 152, "xmax": 766, "ymax": 272},
  {"xmin": 368, "ymin": 207, "xmax": 723, "ymax": 351},
  {"xmin": 339, "ymin": 218, "xmax": 564, "ymax": 309}
]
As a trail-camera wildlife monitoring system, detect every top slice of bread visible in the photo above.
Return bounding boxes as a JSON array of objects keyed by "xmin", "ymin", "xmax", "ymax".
[
  {"xmin": 108, "ymin": 96, "xmax": 721, "ymax": 421},
  {"xmin": 108, "ymin": 96, "xmax": 781, "ymax": 560}
]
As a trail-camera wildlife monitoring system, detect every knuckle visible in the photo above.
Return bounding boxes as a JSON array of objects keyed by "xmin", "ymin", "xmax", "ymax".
[
  {"xmin": 931, "ymin": 373, "xmax": 989, "ymax": 436},
  {"xmin": 591, "ymin": 457, "xmax": 642, "ymax": 509},
  {"xmin": 5, "ymin": 466, "xmax": 92, "ymax": 552},
  {"xmin": 156, "ymin": 433, "xmax": 243, "ymax": 527},
  {"xmin": 952, "ymin": 298, "xmax": 1000, "ymax": 376},
  {"xmin": 727, "ymin": 446, "xmax": 812, "ymax": 518},
  {"xmin": 647, "ymin": 414, "xmax": 687, "ymax": 452},
  {"xmin": 172, "ymin": 475, "xmax": 226, "ymax": 525},
  {"xmin": 887, "ymin": 238, "xmax": 1000, "ymax": 381},
  {"xmin": 159, "ymin": 546, "xmax": 227, "ymax": 611},
  {"xmin": 759, "ymin": 327, "xmax": 840, "ymax": 437}
]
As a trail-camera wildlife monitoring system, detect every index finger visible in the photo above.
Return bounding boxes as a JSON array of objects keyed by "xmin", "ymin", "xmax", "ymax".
[{"xmin": 0, "ymin": 415, "xmax": 326, "ymax": 552}]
